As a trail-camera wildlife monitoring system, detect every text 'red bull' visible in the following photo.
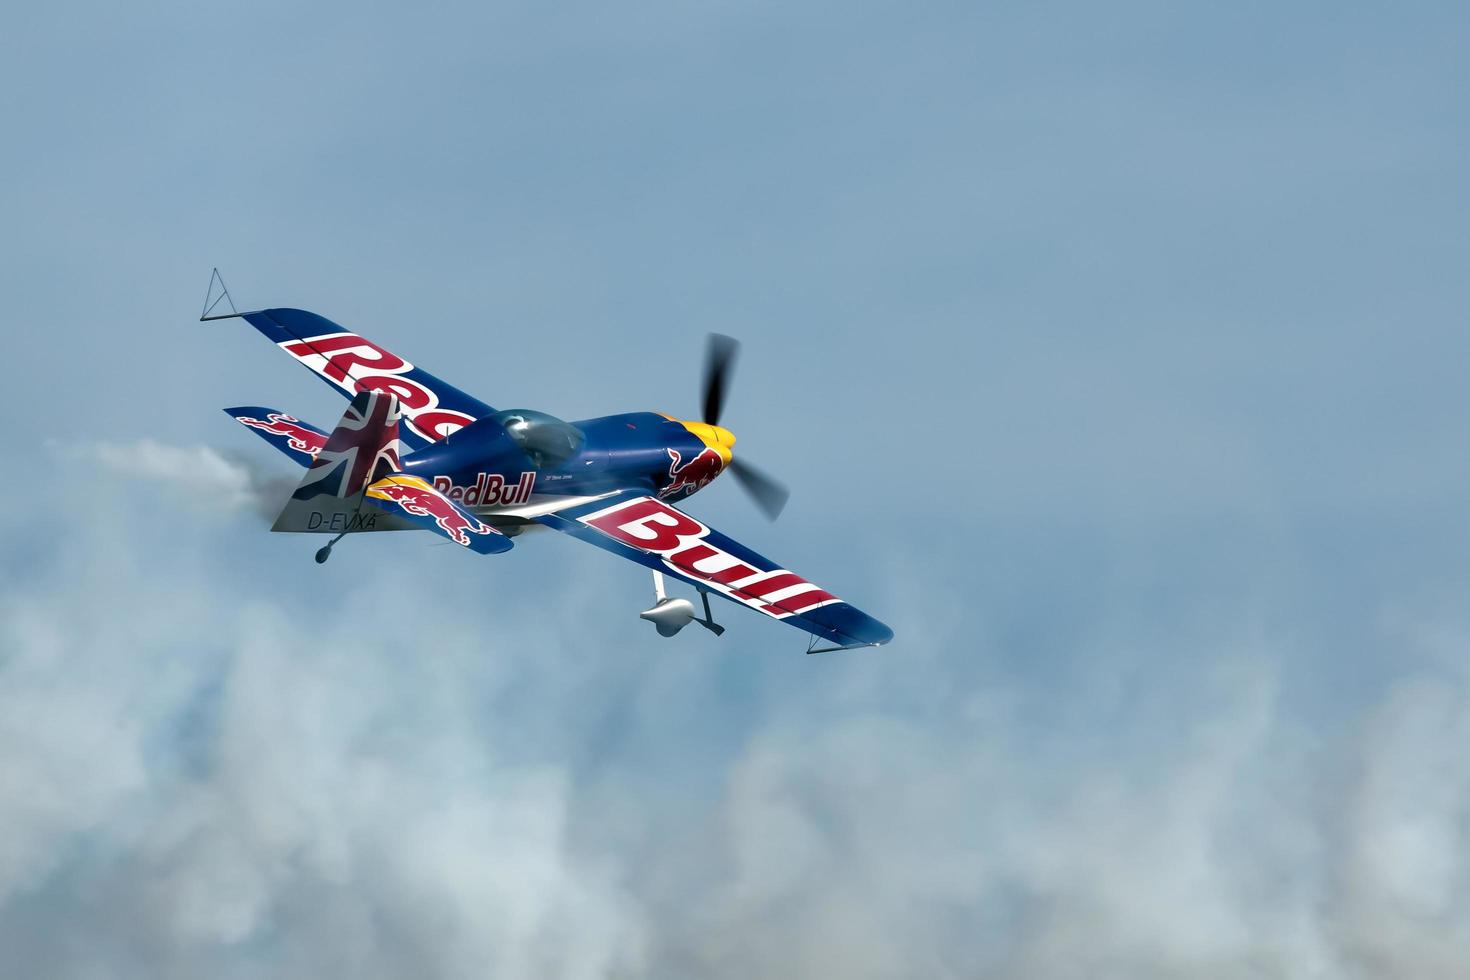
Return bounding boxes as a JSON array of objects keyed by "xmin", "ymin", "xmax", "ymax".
[
  {"xmin": 431, "ymin": 471, "xmax": 536, "ymax": 507},
  {"xmin": 579, "ymin": 496, "xmax": 838, "ymax": 619},
  {"xmin": 279, "ymin": 332, "xmax": 477, "ymax": 441}
]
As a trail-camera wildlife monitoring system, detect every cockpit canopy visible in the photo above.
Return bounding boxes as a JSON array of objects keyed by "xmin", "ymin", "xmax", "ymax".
[{"xmin": 489, "ymin": 409, "xmax": 584, "ymax": 468}]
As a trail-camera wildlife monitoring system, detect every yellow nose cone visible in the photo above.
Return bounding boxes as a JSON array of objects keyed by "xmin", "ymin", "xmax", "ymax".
[
  {"xmin": 666, "ymin": 418, "xmax": 736, "ymax": 463},
  {"xmin": 707, "ymin": 424, "xmax": 736, "ymax": 449}
]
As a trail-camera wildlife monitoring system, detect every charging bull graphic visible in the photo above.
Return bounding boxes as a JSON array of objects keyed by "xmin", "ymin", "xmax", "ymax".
[
  {"xmin": 366, "ymin": 476, "xmax": 499, "ymax": 548},
  {"xmin": 233, "ymin": 412, "xmax": 328, "ymax": 456},
  {"xmin": 661, "ymin": 447, "xmax": 725, "ymax": 500}
]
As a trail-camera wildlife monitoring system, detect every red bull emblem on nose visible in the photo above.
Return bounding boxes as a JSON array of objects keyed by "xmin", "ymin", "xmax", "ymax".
[{"xmin": 660, "ymin": 447, "xmax": 724, "ymax": 499}]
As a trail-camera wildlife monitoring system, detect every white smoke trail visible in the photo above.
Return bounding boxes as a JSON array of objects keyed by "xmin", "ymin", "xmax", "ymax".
[{"xmin": 58, "ymin": 439, "xmax": 297, "ymax": 521}]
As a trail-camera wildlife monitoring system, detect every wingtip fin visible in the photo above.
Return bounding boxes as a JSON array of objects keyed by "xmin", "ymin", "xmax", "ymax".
[{"xmin": 200, "ymin": 267, "xmax": 241, "ymax": 321}]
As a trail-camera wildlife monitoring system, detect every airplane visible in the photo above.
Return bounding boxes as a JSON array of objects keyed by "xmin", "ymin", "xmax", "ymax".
[{"xmin": 205, "ymin": 275, "xmax": 892, "ymax": 653}]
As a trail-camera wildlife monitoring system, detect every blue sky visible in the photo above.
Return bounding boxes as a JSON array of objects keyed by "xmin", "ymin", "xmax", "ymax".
[{"xmin": 4, "ymin": 2, "xmax": 1470, "ymax": 976}]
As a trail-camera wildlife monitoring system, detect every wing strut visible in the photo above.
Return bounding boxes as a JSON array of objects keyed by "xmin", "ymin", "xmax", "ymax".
[
  {"xmin": 640, "ymin": 571, "xmax": 725, "ymax": 637},
  {"xmin": 805, "ymin": 634, "xmax": 885, "ymax": 655}
]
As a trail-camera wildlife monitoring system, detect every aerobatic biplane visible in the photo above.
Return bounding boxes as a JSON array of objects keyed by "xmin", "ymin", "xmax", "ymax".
[{"xmin": 204, "ymin": 271, "xmax": 892, "ymax": 653}]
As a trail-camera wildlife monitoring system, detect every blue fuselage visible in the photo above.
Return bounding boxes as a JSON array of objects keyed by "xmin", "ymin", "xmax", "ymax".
[{"xmin": 399, "ymin": 411, "xmax": 725, "ymax": 511}]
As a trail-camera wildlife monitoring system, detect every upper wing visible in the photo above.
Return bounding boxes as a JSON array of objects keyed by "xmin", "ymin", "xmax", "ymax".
[
  {"xmin": 536, "ymin": 492, "xmax": 893, "ymax": 649},
  {"xmin": 240, "ymin": 308, "xmax": 494, "ymax": 450}
]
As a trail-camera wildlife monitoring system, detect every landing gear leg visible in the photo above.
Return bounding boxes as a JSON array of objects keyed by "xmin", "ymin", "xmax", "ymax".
[
  {"xmin": 315, "ymin": 530, "xmax": 349, "ymax": 564},
  {"xmin": 696, "ymin": 588, "xmax": 725, "ymax": 637},
  {"xmin": 638, "ymin": 572, "xmax": 726, "ymax": 638}
]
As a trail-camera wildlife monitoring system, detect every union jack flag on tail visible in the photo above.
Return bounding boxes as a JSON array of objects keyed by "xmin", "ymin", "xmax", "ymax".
[{"xmin": 290, "ymin": 390, "xmax": 404, "ymax": 500}]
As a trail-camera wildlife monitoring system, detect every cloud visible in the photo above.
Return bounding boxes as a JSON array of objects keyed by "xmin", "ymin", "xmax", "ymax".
[
  {"xmin": 5, "ymin": 0, "xmax": 1469, "ymax": 973},
  {"xmin": 6, "ymin": 450, "xmax": 1470, "ymax": 979},
  {"xmin": 0, "ymin": 457, "xmax": 649, "ymax": 979},
  {"xmin": 629, "ymin": 658, "xmax": 1470, "ymax": 980}
]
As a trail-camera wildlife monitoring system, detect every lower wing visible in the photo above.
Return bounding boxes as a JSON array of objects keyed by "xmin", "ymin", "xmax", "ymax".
[{"xmin": 535, "ymin": 492, "xmax": 893, "ymax": 649}]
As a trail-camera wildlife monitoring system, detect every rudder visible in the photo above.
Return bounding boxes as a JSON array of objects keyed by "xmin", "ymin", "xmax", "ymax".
[{"xmin": 290, "ymin": 389, "xmax": 405, "ymax": 501}]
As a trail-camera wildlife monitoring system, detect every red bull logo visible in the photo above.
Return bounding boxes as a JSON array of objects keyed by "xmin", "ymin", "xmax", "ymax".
[
  {"xmin": 579, "ymin": 496, "xmax": 839, "ymax": 618},
  {"xmin": 369, "ymin": 479, "xmax": 497, "ymax": 547},
  {"xmin": 660, "ymin": 447, "xmax": 724, "ymax": 499},
  {"xmin": 278, "ymin": 332, "xmax": 477, "ymax": 442},
  {"xmin": 432, "ymin": 471, "xmax": 536, "ymax": 507},
  {"xmin": 235, "ymin": 413, "xmax": 327, "ymax": 456}
]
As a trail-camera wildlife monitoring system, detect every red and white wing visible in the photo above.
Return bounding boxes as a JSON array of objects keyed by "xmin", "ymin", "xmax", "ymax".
[{"xmin": 536, "ymin": 492, "xmax": 893, "ymax": 649}]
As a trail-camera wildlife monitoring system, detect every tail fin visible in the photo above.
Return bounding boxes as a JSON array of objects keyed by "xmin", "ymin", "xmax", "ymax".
[
  {"xmin": 258, "ymin": 387, "xmax": 512, "ymax": 552},
  {"xmin": 290, "ymin": 389, "xmax": 404, "ymax": 501}
]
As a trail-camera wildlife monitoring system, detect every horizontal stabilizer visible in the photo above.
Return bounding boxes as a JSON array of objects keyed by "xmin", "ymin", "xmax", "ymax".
[
  {"xmin": 271, "ymin": 491, "xmax": 420, "ymax": 534},
  {"xmin": 224, "ymin": 407, "xmax": 326, "ymax": 468},
  {"xmin": 365, "ymin": 474, "xmax": 514, "ymax": 554}
]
